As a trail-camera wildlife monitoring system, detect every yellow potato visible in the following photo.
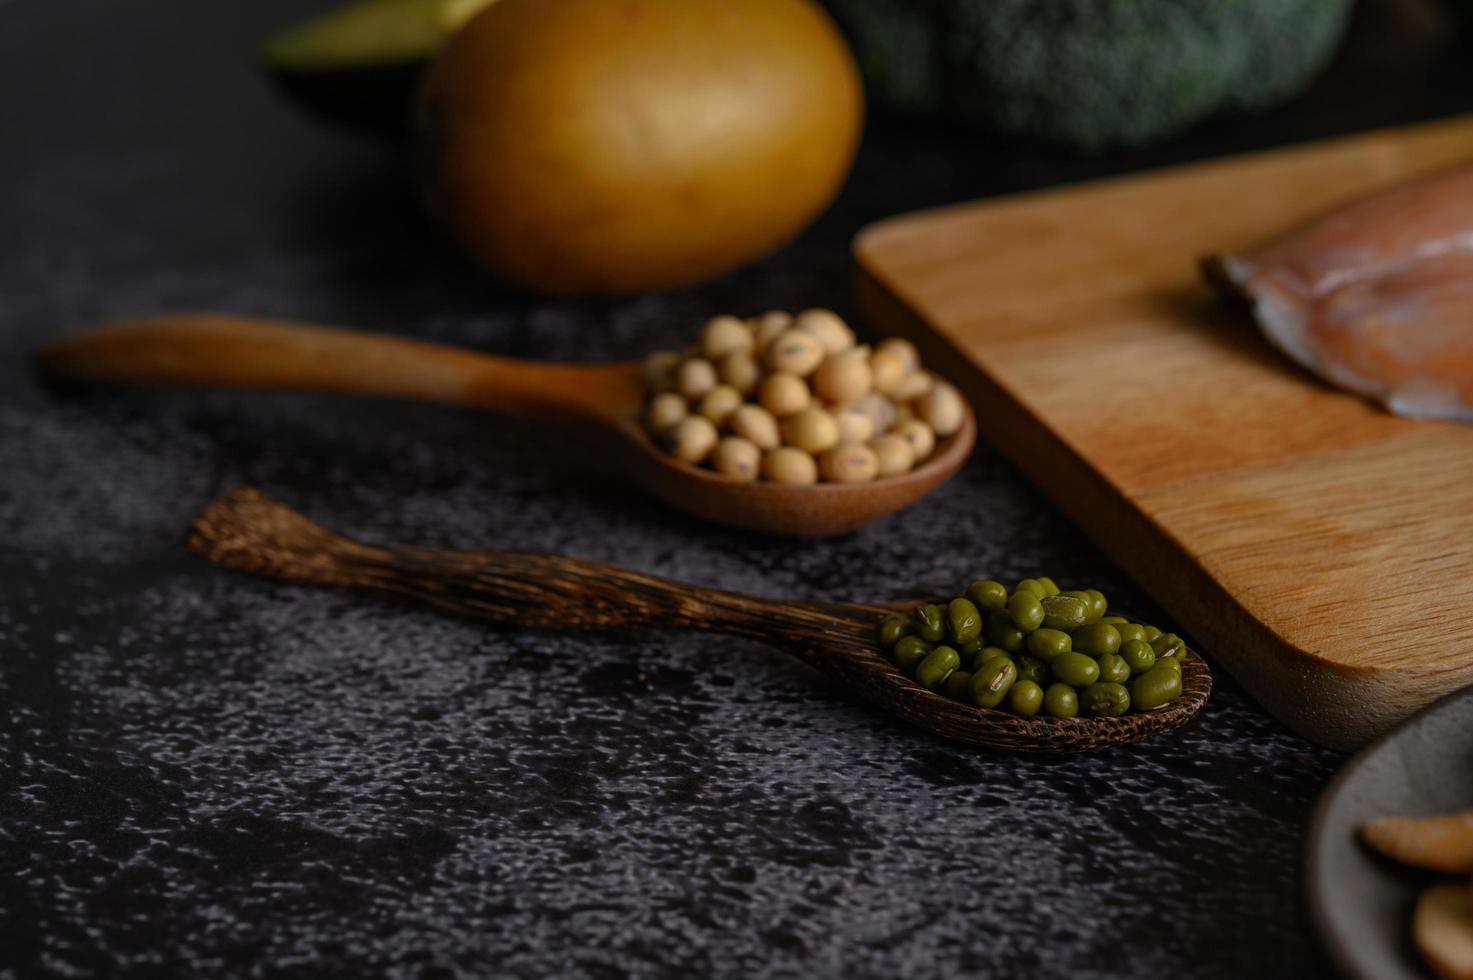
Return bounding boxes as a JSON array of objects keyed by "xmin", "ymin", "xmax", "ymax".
[{"xmin": 419, "ymin": 0, "xmax": 863, "ymax": 294}]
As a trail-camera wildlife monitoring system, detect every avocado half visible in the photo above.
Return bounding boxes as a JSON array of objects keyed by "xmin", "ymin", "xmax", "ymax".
[{"xmin": 259, "ymin": 0, "xmax": 496, "ymax": 135}]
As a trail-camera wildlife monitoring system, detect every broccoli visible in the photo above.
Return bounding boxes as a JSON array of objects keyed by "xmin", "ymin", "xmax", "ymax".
[{"xmin": 823, "ymin": 0, "xmax": 1353, "ymax": 152}]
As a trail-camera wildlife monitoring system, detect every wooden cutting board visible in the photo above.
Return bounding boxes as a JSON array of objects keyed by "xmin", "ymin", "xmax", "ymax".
[{"xmin": 856, "ymin": 115, "xmax": 1473, "ymax": 751}]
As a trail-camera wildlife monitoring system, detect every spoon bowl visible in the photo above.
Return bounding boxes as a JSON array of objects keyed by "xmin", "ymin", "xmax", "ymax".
[
  {"xmin": 39, "ymin": 312, "xmax": 974, "ymax": 535},
  {"xmin": 188, "ymin": 486, "xmax": 1211, "ymax": 753}
]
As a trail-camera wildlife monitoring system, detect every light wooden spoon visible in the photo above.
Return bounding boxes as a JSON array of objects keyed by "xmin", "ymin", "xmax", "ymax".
[
  {"xmin": 39, "ymin": 313, "xmax": 975, "ymax": 535},
  {"xmin": 187, "ymin": 487, "xmax": 1212, "ymax": 753}
]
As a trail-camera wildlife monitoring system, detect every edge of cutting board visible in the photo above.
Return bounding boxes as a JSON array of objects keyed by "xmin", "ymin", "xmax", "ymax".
[{"xmin": 853, "ymin": 115, "xmax": 1473, "ymax": 751}]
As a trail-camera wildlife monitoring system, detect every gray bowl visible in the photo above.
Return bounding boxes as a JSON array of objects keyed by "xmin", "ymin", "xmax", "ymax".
[{"xmin": 1307, "ymin": 686, "xmax": 1473, "ymax": 979}]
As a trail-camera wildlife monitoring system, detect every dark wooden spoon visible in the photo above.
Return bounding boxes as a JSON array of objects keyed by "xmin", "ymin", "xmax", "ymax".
[
  {"xmin": 186, "ymin": 487, "xmax": 1212, "ymax": 753},
  {"xmin": 38, "ymin": 313, "xmax": 975, "ymax": 536}
]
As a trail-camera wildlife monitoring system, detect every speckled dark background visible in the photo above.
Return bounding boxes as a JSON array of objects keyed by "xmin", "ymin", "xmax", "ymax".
[{"xmin": 4, "ymin": 1, "xmax": 1472, "ymax": 977}]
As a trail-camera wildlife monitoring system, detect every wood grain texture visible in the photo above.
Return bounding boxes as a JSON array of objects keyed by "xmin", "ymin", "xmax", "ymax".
[
  {"xmin": 186, "ymin": 488, "xmax": 1210, "ymax": 754},
  {"xmin": 40, "ymin": 313, "xmax": 975, "ymax": 536},
  {"xmin": 855, "ymin": 115, "xmax": 1473, "ymax": 751},
  {"xmin": 38, "ymin": 312, "xmax": 644, "ymax": 426}
]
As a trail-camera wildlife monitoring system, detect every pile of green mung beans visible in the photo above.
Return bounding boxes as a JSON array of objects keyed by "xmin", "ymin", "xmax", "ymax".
[{"xmin": 876, "ymin": 577, "xmax": 1187, "ymax": 718}]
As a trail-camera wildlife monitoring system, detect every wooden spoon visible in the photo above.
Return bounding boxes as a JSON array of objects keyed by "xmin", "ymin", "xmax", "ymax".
[
  {"xmin": 38, "ymin": 313, "xmax": 975, "ymax": 535},
  {"xmin": 186, "ymin": 487, "xmax": 1211, "ymax": 753}
]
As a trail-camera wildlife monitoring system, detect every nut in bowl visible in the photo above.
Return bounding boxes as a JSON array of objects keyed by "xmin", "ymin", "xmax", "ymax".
[{"xmin": 642, "ymin": 308, "xmax": 970, "ymax": 487}]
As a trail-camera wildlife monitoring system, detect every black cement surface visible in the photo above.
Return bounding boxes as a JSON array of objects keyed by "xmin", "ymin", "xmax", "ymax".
[{"xmin": 5, "ymin": 1, "xmax": 1471, "ymax": 976}]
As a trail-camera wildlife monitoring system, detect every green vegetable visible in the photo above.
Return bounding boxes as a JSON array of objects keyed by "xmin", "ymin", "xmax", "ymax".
[
  {"xmin": 966, "ymin": 579, "xmax": 1009, "ymax": 612},
  {"xmin": 1044, "ymin": 683, "xmax": 1079, "ymax": 719},
  {"xmin": 970, "ymin": 655, "xmax": 1018, "ymax": 709},
  {"xmin": 823, "ymin": 0, "xmax": 1353, "ymax": 152},
  {"xmin": 1059, "ymin": 590, "xmax": 1092, "ymax": 616},
  {"xmin": 1026, "ymin": 628, "xmax": 1071, "ymax": 662},
  {"xmin": 877, "ymin": 613, "xmax": 912, "ymax": 648},
  {"xmin": 1120, "ymin": 638, "xmax": 1157, "ymax": 674},
  {"xmin": 1132, "ymin": 665, "xmax": 1183, "ymax": 710},
  {"xmin": 1151, "ymin": 632, "xmax": 1185, "ymax": 657},
  {"xmin": 1081, "ymin": 682, "xmax": 1131, "ymax": 718},
  {"xmin": 1114, "ymin": 623, "xmax": 1148, "ymax": 645},
  {"xmin": 947, "ymin": 597, "xmax": 982, "ymax": 645},
  {"xmin": 876, "ymin": 578, "xmax": 1185, "ymax": 719},
  {"xmin": 1013, "ymin": 578, "xmax": 1045, "ymax": 599},
  {"xmin": 914, "ymin": 604, "xmax": 946, "ymax": 642},
  {"xmin": 1039, "ymin": 594, "xmax": 1089, "ymax": 631},
  {"xmin": 1015, "ymin": 655, "xmax": 1049, "ymax": 686},
  {"xmin": 1072, "ymin": 623, "xmax": 1121, "ymax": 657},
  {"xmin": 1051, "ymin": 651, "xmax": 1100, "ymax": 688},
  {"xmin": 1007, "ymin": 591, "xmax": 1045, "ymax": 632},
  {"xmin": 1009, "ymin": 680, "xmax": 1044, "ymax": 717},
  {"xmin": 974, "ymin": 644, "xmax": 1010, "ymax": 671},
  {"xmin": 893, "ymin": 636, "xmax": 933, "ymax": 670},
  {"xmin": 986, "ymin": 611, "xmax": 1026, "ymax": 652},
  {"xmin": 1097, "ymin": 653, "xmax": 1131, "ymax": 685},
  {"xmin": 916, "ymin": 646, "xmax": 961, "ymax": 690}
]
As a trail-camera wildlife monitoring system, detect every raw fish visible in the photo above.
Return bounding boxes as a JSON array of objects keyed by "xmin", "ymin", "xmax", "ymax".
[{"xmin": 1205, "ymin": 165, "xmax": 1473, "ymax": 422}]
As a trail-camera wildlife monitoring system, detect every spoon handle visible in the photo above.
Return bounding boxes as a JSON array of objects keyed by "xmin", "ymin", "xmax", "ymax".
[
  {"xmin": 187, "ymin": 487, "xmax": 876, "ymax": 656},
  {"xmin": 38, "ymin": 312, "xmax": 641, "ymax": 425},
  {"xmin": 185, "ymin": 488, "xmax": 1213, "ymax": 753}
]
